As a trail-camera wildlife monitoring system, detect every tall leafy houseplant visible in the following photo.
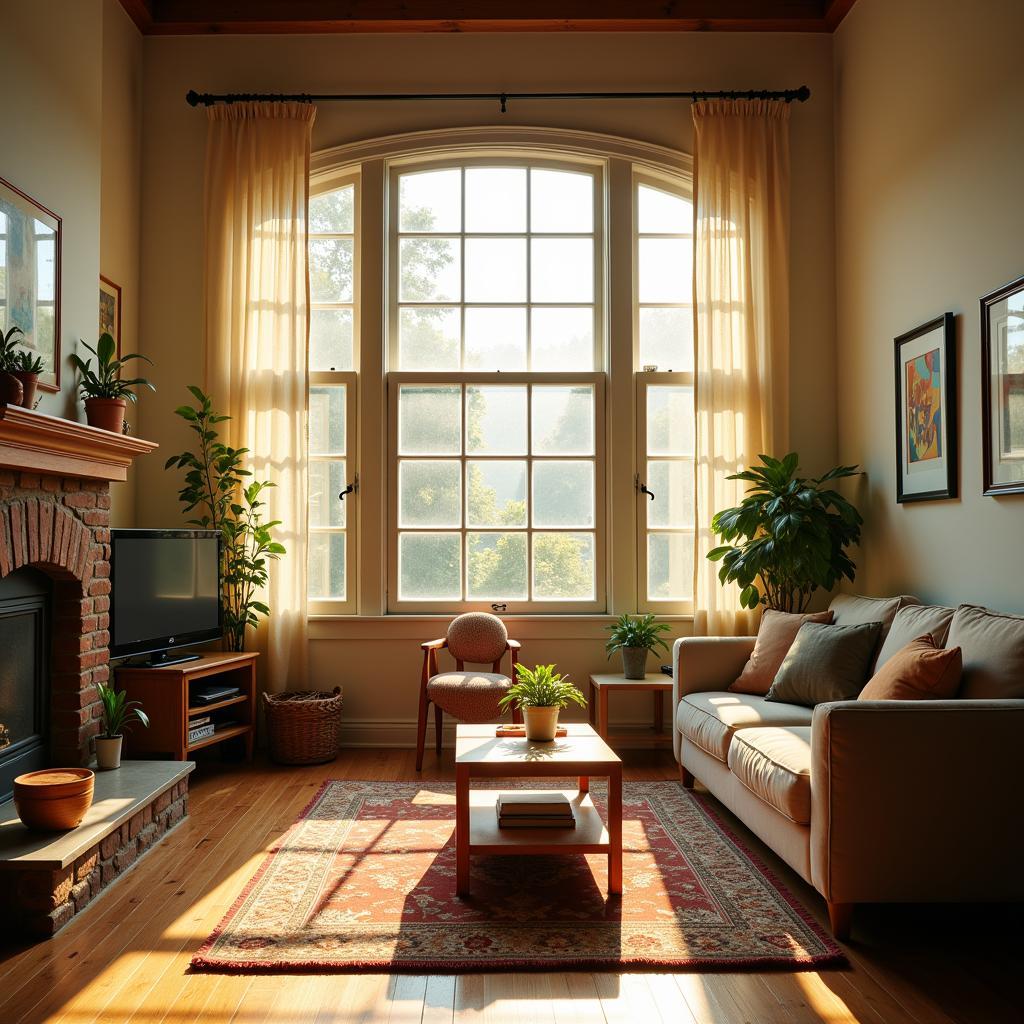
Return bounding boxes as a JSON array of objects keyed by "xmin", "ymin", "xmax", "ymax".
[
  {"xmin": 165, "ymin": 386, "xmax": 286, "ymax": 652},
  {"xmin": 707, "ymin": 453, "xmax": 862, "ymax": 613}
]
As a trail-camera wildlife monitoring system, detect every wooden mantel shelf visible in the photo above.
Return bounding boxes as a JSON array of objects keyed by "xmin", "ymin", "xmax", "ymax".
[{"xmin": 0, "ymin": 404, "xmax": 158, "ymax": 482}]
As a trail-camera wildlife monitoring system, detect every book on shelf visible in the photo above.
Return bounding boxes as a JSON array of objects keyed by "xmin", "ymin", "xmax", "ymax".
[
  {"xmin": 498, "ymin": 815, "xmax": 576, "ymax": 829},
  {"xmin": 189, "ymin": 715, "xmax": 212, "ymax": 727},
  {"xmin": 496, "ymin": 792, "xmax": 573, "ymax": 817},
  {"xmin": 188, "ymin": 723, "xmax": 216, "ymax": 744}
]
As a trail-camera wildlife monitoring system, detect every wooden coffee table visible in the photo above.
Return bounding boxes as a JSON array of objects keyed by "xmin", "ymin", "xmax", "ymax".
[{"xmin": 454, "ymin": 723, "xmax": 622, "ymax": 898}]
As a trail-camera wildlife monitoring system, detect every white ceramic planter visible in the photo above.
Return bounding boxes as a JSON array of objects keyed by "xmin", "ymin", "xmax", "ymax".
[
  {"xmin": 95, "ymin": 735, "xmax": 123, "ymax": 771},
  {"xmin": 621, "ymin": 646, "xmax": 649, "ymax": 679},
  {"xmin": 523, "ymin": 706, "xmax": 560, "ymax": 742}
]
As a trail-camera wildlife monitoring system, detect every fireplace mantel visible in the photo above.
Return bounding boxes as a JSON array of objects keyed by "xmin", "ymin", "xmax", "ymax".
[{"xmin": 0, "ymin": 405, "xmax": 157, "ymax": 482}]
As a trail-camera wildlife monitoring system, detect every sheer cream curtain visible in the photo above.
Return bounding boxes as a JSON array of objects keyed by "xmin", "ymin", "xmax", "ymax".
[
  {"xmin": 691, "ymin": 99, "xmax": 791, "ymax": 636},
  {"xmin": 204, "ymin": 101, "xmax": 316, "ymax": 691}
]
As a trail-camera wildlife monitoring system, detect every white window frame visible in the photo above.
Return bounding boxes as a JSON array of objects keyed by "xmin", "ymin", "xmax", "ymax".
[{"xmin": 308, "ymin": 173, "xmax": 360, "ymax": 615}]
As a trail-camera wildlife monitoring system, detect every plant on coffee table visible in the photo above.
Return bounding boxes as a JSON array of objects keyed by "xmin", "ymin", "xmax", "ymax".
[
  {"xmin": 498, "ymin": 663, "xmax": 587, "ymax": 742},
  {"xmin": 96, "ymin": 682, "xmax": 150, "ymax": 770}
]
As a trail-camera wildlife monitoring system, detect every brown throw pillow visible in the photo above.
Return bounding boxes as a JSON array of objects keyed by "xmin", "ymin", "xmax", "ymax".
[
  {"xmin": 860, "ymin": 635, "xmax": 963, "ymax": 701},
  {"xmin": 730, "ymin": 609, "xmax": 835, "ymax": 696},
  {"xmin": 765, "ymin": 620, "xmax": 882, "ymax": 707}
]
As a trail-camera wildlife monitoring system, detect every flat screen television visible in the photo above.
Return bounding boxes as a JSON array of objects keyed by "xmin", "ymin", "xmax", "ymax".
[{"xmin": 110, "ymin": 529, "xmax": 222, "ymax": 665}]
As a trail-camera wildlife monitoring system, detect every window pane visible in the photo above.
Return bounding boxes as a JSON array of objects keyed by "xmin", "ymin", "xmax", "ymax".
[
  {"xmin": 532, "ymin": 461, "xmax": 594, "ymax": 528},
  {"xmin": 647, "ymin": 460, "xmax": 694, "ymax": 529},
  {"xmin": 530, "ymin": 307, "xmax": 594, "ymax": 371},
  {"xmin": 398, "ymin": 385, "xmax": 461, "ymax": 455},
  {"xmin": 399, "ymin": 168, "xmax": 461, "ymax": 232},
  {"xmin": 533, "ymin": 533, "xmax": 595, "ymax": 600},
  {"xmin": 309, "ymin": 238, "xmax": 353, "ymax": 303},
  {"xmin": 639, "ymin": 238, "xmax": 691, "ymax": 303},
  {"xmin": 530, "ymin": 169, "xmax": 593, "ymax": 232},
  {"xmin": 467, "ymin": 532, "xmax": 528, "ymax": 600},
  {"xmin": 638, "ymin": 307, "xmax": 693, "ymax": 371},
  {"xmin": 464, "ymin": 307, "xmax": 527, "ymax": 370},
  {"xmin": 464, "ymin": 238, "xmax": 527, "ymax": 302},
  {"xmin": 310, "ymin": 186, "xmax": 354, "ymax": 233},
  {"xmin": 308, "ymin": 532, "xmax": 346, "ymax": 600},
  {"xmin": 400, "ymin": 532, "xmax": 461, "ymax": 600},
  {"xmin": 466, "ymin": 385, "xmax": 527, "ymax": 454},
  {"xmin": 638, "ymin": 185, "xmax": 691, "ymax": 234},
  {"xmin": 532, "ymin": 385, "xmax": 594, "ymax": 455},
  {"xmin": 309, "ymin": 386, "xmax": 346, "ymax": 455},
  {"xmin": 399, "ymin": 237, "xmax": 461, "ymax": 302},
  {"xmin": 465, "ymin": 168, "xmax": 526, "ymax": 233},
  {"xmin": 647, "ymin": 532, "xmax": 694, "ymax": 601},
  {"xmin": 309, "ymin": 459, "xmax": 346, "ymax": 528},
  {"xmin": 467, "ymin": 461, "xmax": 527, "ymax": 527},
  {"xmin": 310, "ymin": 308, "xmax": 354, "ymax": 371},
  {"xmin": 531, "ymin": 239, "xmax": 593, "ymax": 302},
  {"xmin": 399, "ymin": 460, "xmax": 461, "ymax": 527},
  {"xmin": 399, "ymin": 306, "xmax": 460, "ymax": 370},
  {"xmin": 647, "ymin": 386, "xmax": 694, "ymax": 456}
]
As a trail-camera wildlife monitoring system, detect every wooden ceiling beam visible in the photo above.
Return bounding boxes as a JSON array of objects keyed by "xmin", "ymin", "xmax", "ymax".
[{"xmin": 123, "ymin": 1, "xmax": 855, "ymax": 35}]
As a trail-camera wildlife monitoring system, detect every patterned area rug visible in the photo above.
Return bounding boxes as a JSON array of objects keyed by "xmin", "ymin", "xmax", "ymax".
[{"xmin": 191, "ymin": 780, "xmax": 844, "ymax": 972}]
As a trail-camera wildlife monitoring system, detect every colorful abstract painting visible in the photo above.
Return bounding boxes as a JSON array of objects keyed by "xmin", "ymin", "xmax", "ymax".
[{"xmin": 906, "ymin": 348, "xmax": 942, "ymax": 463}]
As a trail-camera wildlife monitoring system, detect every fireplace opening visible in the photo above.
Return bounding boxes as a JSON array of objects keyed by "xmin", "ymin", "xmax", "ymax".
[{"xmin": 0, "ymin": 567, "xmax": 52, "ymax": 803}]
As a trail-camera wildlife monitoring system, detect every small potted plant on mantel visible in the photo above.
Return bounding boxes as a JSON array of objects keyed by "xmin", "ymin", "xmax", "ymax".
[
  {"xmin": 605, "ymin": 613, "xmax": 672, "ymax": 679},
  {"xmin": 498, "ymin": 663, "xmax": 587, "ymax": 742},
  {"xmin": 71, "ymin": 332, "xmax": 154, "ymax": 434},
  {"xmin": 0, "ymin": 325, "xmax": 27, "ymax": 405},
  {"xmin": 95, "ymin": 682, "xmax": 150, "ymax": 770},
  {"xmin": 11, "ymin": 349, "xmax": 45, "ymax": 408}
]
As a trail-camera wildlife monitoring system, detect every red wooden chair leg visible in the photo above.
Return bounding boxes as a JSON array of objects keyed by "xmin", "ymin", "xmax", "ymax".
[
  {"xmin": 434, "ymin": 704, "xmax": 443, "ymax": 756},
  {"xmin": 415, "ymin": 691, "xmax": 429, "ymax": 771}
]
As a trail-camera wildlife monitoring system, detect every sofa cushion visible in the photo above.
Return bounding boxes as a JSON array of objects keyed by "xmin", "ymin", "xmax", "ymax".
[
  {"xmin": 676, "ymin": 691, "xmax": 812, "ymax": 763},
  {"xmin": 729, "ymin": 609, "xmax": 834, "ymax": 696},
  {"xmin": 766, "ymin": 621, "xmax": 881, "ymax": 707},
  {"xmin": 945, "ymin": 604, "xmax": 1024, "ymax": 699},
  {"xmin": 875, "ymin": 604, "xmax": 956, "ymax": 669},
  {"xmin": 728, "ymin": 726, "xmax": 812, "ymax": 825},
  {"xmin": 859, "ymin": 634, "xmax": 963, "ymax": 701},
  {"xmin": 828, "ymin": 593, "xmax": 918, "ymax": 642}
]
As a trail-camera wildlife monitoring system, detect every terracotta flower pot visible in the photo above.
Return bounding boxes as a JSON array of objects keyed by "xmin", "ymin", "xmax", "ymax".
[
  {"xmin": 95, "ymin": 735, "xmax": 123, "ymax": 770},
  {"xmin": 620, "ymin": 646, "xmax": 649, "ymax": 679},
  {"xmin": 13, "ymin": 768, "xmax": 95, "ymax": 831},
  {"xmin": 1, "ymin": 372, "xmax": 24, "ymax": 406},
  {"xmin": 85, "ymin": 397, "xmax": 127, "ymax": 433},
  {"xmin": 12, "ymin": 371, "xmax": 39, "ymax": 408},
  {"xmin": 523, "ymin": 706, "xmax": 560, "ymax": 742}
]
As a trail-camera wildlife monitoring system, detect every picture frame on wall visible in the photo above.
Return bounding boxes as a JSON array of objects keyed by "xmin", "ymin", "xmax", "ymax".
[
  {"xmin": 894, "ymin": 312, "xmax": 957, "ymax": 503},
  {"xmin": 99, "ymin": 275, "xmax": 122, "ymax": 357},
  {"xmin": 981, "ymin": 274, "xmax": 1024, "ymax": 495},
  {"xmin": 0, "ymin": 175, "xmax": 62, "ymax": 392}
]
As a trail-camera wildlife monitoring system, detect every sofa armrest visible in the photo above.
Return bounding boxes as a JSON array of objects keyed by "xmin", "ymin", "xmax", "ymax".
[
  {"xmin": 671, "ymin": 636, "xmax": 755, "ymax": 759},
  {"xmin": 810, "ymin": 699, "xmax": 1024, "ymax": 904}
]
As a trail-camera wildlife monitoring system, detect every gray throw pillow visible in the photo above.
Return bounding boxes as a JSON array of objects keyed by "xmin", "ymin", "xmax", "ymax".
[{"xmin": 765, "ymin": 621, "xmax": 882, "ymax": 707}]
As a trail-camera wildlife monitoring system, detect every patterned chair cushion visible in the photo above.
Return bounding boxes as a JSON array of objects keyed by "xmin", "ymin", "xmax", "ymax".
[
  {"xmin": 426, "ymin": 672, "xmax": 512, "ymax": 722},
  {"xmin": 446, "ymin": 612, "xmax": 508, "ymax": 664}
]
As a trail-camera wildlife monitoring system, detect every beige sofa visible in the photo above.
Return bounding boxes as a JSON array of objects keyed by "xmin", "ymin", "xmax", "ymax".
[{"xmin": 672, "ymin": 594, "xmax": 1024, "ymax": 939}]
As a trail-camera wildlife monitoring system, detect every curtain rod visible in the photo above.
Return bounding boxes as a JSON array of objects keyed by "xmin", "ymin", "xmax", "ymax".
[{"xmin": 185, "ymin": 86, "xmax": 810, "ymax": 113}]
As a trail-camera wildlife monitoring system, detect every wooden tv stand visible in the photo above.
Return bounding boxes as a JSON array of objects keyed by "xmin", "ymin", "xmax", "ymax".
[{"xmin": 116, "ymin": 652, "xmax": 257, "ymax": 762}]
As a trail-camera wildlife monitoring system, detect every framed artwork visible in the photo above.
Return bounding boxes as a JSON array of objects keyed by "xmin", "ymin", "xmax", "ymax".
[
  {"xmin": 99, "ymin": 275, "xmax": 122, "ymax": 356},
  {"xmin": 981, "ymin": 275, "xmax": 1024, "ymax": 495},
  {"xmin": 0, "ymin": 176, "xmax": 62, "ymax": 392},
  {"xmin": 894, "ymin": 312, "xmax": 957, "ymax": 503}
]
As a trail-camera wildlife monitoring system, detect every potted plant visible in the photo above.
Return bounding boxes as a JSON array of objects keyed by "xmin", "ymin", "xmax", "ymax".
[
  {"xmin": 70, "ymin": 333, "xmax": 154, "ymax": 433},
  {"xmin": 95, "ymin": 682, "xmax": 150, "ymax": 770},
  {"xmin": 11, "ymin": 349, "xmax": 44, "ymax": 408},
  {"xmin": 0, "ymin": 325, "xmax": 25, "ymax": 405},
  {"xmin": 707, "ymin": 453, "xmax": 862, "ymax": 611},
  {"xmin": 498, "ymin": 663, "xmax": 587, "ymax": 742},
  {"xmin": 605, "ymin": 613, "xmax": 671, "ymax": 679}
]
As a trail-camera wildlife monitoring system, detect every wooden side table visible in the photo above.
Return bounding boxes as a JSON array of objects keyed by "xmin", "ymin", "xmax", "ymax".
[{"xmin": 588, "ymin": 673, "xmax": 674, "ymax": 749}]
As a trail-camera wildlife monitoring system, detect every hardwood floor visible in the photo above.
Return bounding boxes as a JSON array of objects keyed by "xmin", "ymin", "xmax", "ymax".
[{"xmin": 1, "ymin": 748, "xmax": 1019, "ymax": 1024}]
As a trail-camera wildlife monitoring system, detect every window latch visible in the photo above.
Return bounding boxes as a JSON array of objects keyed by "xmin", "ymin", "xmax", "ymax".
[
  {"xmin": 636, "ymin": 474, "xmax": 655, "ymax": 501},
  {"xmin": 491, "ymin": 603, "xmax": 507, "ymax": 613},
  {"xmin": 338, "ymin": 475, "xmax": 359, "ymax": 501}
]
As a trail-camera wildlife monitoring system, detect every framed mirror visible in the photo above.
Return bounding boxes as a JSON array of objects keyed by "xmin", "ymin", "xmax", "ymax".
[
  {"xmin": 0, "ymin": 176, "xmax": 62, "ymax": 393},
  {"xmin": 981, "ymin": 274, "xmax": 1024, "ymax": 495}
]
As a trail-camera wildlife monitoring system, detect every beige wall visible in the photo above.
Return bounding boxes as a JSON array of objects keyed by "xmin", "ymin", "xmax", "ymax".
[
  {"xmin": 834, "ymin": 0, "xmax": 1024, "ymax": 613},
  {"xmin": 133, "ymin": 30, "xmax": 838, "ymax": 743},
  {"xmin": 100, "ymin": 0, "xmax": 145, "ymax": 527}
]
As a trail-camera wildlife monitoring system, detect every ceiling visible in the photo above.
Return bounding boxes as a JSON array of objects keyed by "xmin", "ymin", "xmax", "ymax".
[{"xmin": 118, "ymin": 1, "xmax": 857, "ymax": 35}]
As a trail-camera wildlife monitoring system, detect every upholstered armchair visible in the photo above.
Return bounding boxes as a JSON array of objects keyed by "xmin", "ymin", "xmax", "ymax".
[{"xmin": 416, "ymin": 612, "xmax": 522, "ymax": 770}]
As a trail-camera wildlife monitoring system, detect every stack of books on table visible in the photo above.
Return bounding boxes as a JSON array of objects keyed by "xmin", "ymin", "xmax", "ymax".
[{"xmin": 496, "ymin": 793, "xmax": 576, "ymax": 829}]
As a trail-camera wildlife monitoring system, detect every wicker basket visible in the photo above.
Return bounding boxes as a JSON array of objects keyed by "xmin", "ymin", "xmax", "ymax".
[{"xmin": 263, "ymin": 687, "xmax": 343, "ymax": 765}]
